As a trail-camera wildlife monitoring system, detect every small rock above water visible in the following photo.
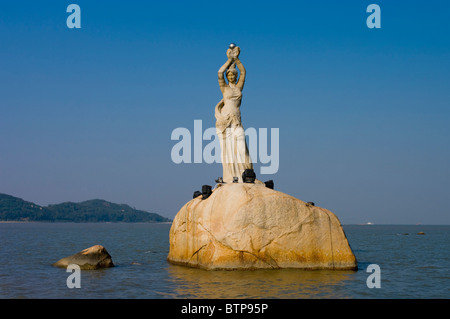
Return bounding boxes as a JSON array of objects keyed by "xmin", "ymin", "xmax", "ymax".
[{"xmin": 52, "ymin": 245, "xmax": 114, "ymax": 270}]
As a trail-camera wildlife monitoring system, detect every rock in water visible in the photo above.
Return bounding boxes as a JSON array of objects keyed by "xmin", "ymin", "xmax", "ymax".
[
  {"xmin": 53, "ymin": 245, "xmax": 114, "ymax": 270},
  {"xmin": 167, "ymin": 183, "xmax": 357, "ymax": 270}
]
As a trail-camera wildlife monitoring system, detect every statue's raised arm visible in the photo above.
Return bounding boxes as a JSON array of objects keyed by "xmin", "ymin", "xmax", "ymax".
[
  {"xmin": 232, "ymin": 48, "xmax": 246, "ymax": 91},
  {"xmin": 218, "ymin": 57, "xmax": 233, "ymax": 94}
]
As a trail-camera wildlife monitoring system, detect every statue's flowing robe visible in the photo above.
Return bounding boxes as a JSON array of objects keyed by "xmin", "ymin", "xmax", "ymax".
[{"xmin": 215, "ymin": 85, "xmax": 253, "ymax": 183}]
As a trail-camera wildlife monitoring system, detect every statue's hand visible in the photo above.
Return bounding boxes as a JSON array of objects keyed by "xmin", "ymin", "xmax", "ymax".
[
  {"xmin": 232, "ymin": 46, "xmax": 240, "ymax": 59},
  {"xmin": 226, "ymin": 48, "xmax": 233, "ymax": 59},
  {"xmin": 226, "ymin": 46, "xmax": 240, "ymax": 60}
]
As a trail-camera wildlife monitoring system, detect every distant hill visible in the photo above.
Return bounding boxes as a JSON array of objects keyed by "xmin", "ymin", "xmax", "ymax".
[{"xmin": 0, "ymin": 193, "xmax": 171, "ymax": 223}]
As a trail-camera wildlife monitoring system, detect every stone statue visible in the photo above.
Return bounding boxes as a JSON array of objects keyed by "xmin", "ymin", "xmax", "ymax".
[
  {"xmin": 215, "ymin": 44, "xmax": 253, "ymax": 183},
  {"xmin": 167, "ymin": 44, "xmax": 357, "ymax": 271}
]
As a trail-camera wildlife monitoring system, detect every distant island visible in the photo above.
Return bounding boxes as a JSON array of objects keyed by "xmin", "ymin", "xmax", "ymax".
[{"xmin": 0, "ymin": 193, "xmax": 171, "ymax": 223}]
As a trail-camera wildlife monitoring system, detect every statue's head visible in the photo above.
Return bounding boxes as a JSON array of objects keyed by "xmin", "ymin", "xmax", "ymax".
[{"xmin": 226, "ymin": 64, "xmax": 238, "ymax": 84}]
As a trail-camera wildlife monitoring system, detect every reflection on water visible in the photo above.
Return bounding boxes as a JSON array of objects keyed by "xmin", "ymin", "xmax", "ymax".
[{"xmin": 165, "ymin": 264, "xmax": 358, "ymax": 299}]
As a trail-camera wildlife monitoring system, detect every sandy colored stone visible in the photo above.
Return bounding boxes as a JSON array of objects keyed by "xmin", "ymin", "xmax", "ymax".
[
  {"xmin": 167, "ymin": 183, "xmax": 357, "ymax": 270},
  {"xmin": 52, "ymin": 245, "xmax": 114, "ymax": 270}
]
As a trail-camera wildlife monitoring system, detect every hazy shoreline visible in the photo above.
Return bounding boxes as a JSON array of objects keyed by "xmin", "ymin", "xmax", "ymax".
[
  {"xmin": 0, "ymin": 220, "xmax": 173, "ymax": 224},
  {"xmin": 1, "ymin": 221, "xmax": 448, "ymax": 226}
]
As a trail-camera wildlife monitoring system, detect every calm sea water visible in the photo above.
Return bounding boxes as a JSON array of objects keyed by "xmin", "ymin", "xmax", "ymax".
[{"xmin": 0, "ymin": 223, "xmax": 448, "ymax": 299}]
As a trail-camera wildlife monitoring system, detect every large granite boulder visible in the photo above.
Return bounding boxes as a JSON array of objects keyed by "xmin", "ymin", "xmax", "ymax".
[
  {"xmin": 53, "ymin": 245, "xmax": 114, "ymax": 270},
  {"xmin": 167, "ymin": 183, "xmax": 357, "ymax": 270}
]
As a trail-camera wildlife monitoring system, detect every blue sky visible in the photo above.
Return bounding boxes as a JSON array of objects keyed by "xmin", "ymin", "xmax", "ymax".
[{"xmin": 1, "ymin": 1, "xmax": 449, "ymax": 224}]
